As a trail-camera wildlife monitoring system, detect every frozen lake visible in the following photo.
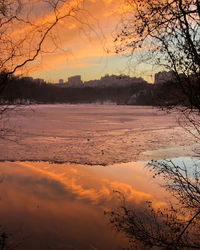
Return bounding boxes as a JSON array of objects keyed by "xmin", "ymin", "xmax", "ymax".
[
  {"xmin": 0, "ymin": 104, "xmax": 197, "ymax": 164},
  {"xmin": 0, "ymin": 104, "xmax": 198, "ymax": 249}
]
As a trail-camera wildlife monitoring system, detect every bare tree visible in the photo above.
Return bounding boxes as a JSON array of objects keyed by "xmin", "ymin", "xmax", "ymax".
[
  {"xmin": 0, "ymin": 0, "xmax": 90, "ymax": 87},
  {"xmin": 0, "ymin": 0, "xmax": 91, "ymax": 138},
  {"xmin": 0, "ymin": 1, "xmax": 91, "ymax": 246},
  {"xmin": 106, "ymin": 1, "xmax": 200, "ymax": 249},
  {"xmin": 115, "ymin": 0, "xmax": 200, "ymax": 114},
  {"xmin": 107, "ymin": 159, "xmax": 200, "ymax": 249}
]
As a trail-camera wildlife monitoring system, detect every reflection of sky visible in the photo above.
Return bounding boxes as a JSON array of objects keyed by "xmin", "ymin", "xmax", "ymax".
[
  {"xmin": 156, "ymin": 157, "xmax": 200, "ymax": 177},
  {"xmin": 0, "ymin": 161, "xmax": 167, "ymax": 249}
]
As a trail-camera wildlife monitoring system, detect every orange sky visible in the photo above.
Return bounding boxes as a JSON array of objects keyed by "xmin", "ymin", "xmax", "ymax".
[{"xmin": 8, "ymin": 0, "xmax": 155, "ymax": 83}]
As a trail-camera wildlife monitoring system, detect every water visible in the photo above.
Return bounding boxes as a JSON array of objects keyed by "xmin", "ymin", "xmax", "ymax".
[
  {"xmin": 0, "ymin": 157, "xmax": 198, "ymax": 249},
  {"xmin": 0, "ymin": 161, "xmax": 168, "ymax": 249}
]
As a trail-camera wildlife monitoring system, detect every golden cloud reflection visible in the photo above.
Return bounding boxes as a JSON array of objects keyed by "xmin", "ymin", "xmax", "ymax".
[
  {"xmin": 17, "ymin": 161, "xmax": 167, "ymax": 207},
  {"xmin": 0, "ymin": 161, "xmax": 168, "ymax": 249}
]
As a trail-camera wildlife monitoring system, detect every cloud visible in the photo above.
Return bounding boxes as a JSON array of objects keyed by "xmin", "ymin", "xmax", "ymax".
[
  {"xmin": 9, "ymin": 0, "xmax": 148, "ymax": 81},
  {"xmin": 11, "ymin": 0, "xmax": 125, "ymax": 79}
]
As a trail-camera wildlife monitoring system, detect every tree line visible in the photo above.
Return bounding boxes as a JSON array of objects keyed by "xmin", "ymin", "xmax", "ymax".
[{"xmin": 0, "ymin": 74, "xmax": 183, "ymax": 106}]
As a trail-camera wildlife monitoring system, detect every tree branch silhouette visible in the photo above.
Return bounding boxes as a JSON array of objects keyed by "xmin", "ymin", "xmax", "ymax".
[
  {"xmin": 107, "ymin": 1, "xmax": 200, "ymax": 249},
  {"xmin": 0, "ymin": 0, "xmax": 90, "ymax": 138}
]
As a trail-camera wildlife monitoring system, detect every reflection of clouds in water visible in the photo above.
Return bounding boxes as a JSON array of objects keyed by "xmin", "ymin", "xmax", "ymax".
[
  {"xmin": 0, "ymin": 161, "xmax": 171, "ymax": 249},
  {"xmin": 3, "ymin": 173, "xmax": 74, "ymax": 201},
  {"xmin": 21, "ymin": 162, "xmax": 146, "ymax": 204},
  {"xmin": 7, "ymin": 161, "xmax": 165, "ymax": 207},
  {"xmin": 18, "ymin": 162, "xmax": 113, "ymax": 205},
  {"xmin": 102, "ymin": 178, "xmax": 151, "ymax": 199}
]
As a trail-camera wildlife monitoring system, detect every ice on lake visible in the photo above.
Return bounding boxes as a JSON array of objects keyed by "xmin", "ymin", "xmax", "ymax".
[{"xmin": 0, "ymin": 104, "xmax": 197, "ymax": 164}]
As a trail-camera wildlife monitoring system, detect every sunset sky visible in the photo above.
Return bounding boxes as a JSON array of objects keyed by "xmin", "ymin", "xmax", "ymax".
[{"xmin": 16, "ymin": 0, "xmax": 155, "ymax": 83}]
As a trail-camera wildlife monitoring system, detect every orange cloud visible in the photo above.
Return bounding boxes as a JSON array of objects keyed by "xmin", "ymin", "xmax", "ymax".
[
  {"xmin": 11, "ymin": 0, "xmax": 83, "ymax": 37},
  {"xmin": 5, "ymin": 0, "xmax": 146, "ymax": 81}
]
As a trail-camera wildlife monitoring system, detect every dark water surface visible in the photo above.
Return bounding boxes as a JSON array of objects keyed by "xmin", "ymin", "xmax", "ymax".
[{"xmin": 0, "ymin": 160, "xmax": 171, "ymax": 250}]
